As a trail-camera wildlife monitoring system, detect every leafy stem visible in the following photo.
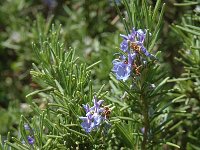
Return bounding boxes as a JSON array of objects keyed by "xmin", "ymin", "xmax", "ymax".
[{"xmin": 141, "ymin": 92, "xmax": 150, "ymax": 150}]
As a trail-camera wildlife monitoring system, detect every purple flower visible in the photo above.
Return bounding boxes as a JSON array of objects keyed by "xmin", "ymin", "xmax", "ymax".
[
  {"xmin": 120, "ymin": 28, "xmax": 136, "ymax": 52},
  {"xmin": 83, "ymin": 104, "xmax": 90, "ymax": 113},
  {"xmin": 138, "ymin": 44, "xmax": 152, "ymax": 57},
  {"xmin": 119, "ymin": 28, "xmax": 153, "ymax": 58},
  {"xmin": 27, "ymin": 136, "xmax": 35, "ymax": 145},
  {"xmin": 79, "ymin": 116, "xmax": 95, "ymax": 133},
  {"xmin": 90, "ymin": 96, "xmax": 104, "ymax": 113},
  {"xmin": 141, "ymin": 127, "xmax": 145, "ymax": 134},
  {"xmin": 120, "ymin": 40, "xmax": 129, "ymax": 52},
  {"xmin": 24, "ymin": 124, "xmax": 30, "ymax": 130},
  {"xmin": 92, "ymin": 113, "xmax": 103, "ymax": 126},
  {"xmin": 112, "ymin": 53, "xmax": 136, "ymax": 81},
  {"xmin": 112, "ymin": 60, "xmax": 131, "ymax": 81},
  {"xmin": 112, "ymin": 27, "xmax": 156, "ymax": 81},
  {"xmin": 23, "ymin": 123, "xmax": 35, "ymax": 145},
  {"xmin": 80, "ymin": 96, "xmax": 109, "ymax": 133},
  {"xmin": 128, "ymin": 52, "xmax": 137, "ymax": 65},
  {"xmin": 136, "ymin": 29, "xmax": 146, "ymax": 43}
]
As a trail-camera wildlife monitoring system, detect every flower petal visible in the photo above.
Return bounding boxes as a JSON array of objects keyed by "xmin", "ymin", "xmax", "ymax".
[{"xmin": 120, "ymin": 40, "xmax": 129, "ymax": 52}]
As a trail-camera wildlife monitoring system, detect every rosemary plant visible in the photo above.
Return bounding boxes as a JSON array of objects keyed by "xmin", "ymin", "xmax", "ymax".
[
  {"xmin": 169, "ymin": 2, "xmax": 200, "ymax": 149},
  {"xmin": 1, "ymin": 0, "xmax": 199, "ymax": 150},
  {"xmin": 107, "ymin": 0, "xmax": 180, "ymax": 149}
]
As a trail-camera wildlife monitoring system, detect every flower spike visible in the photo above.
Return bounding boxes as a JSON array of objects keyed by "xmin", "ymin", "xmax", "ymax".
[{"xmin": 79, "ymin": 96, "xmax": 111, "ymax": 133}]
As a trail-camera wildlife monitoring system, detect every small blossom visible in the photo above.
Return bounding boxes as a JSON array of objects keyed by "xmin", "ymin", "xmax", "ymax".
[
  {"xmin": 83, "ymin": 104, "xmax": 90, "ymax": 113},
  {"xmin": 120, "ymin": 28, "xmax": 136, "ymax": 52},
  {"xmin": 80, "ymin": 96, "xmax": 110, "ymax": 133},
  {"xmin": 90, "ymin": 96, "xmax": 104, "ymax": 113},
  {"xmin": 79, "ymin": 116, "xmax": 95, "ymax": 133},
  {"xmin": 128, "ymin": 52, "xmax": 137, "ymax": 65},
  {"xmin": 23, "ymin": 123, "xmax": 35, "ymax": 145},
  {"xmin": 27, "ymin": 136, "xmax": 35, "ymax": 145},
  {"xmin": 119, "ymin": 28, "xmax": 153, "ymax": 58},
  {"xmin": 92, "ymin": 112, "xmax": 103, "ymax": 126},
  {"xmin": 24, "ymin": 124, "xmax": 30, "ymax": 130},
  {"xmin": 112, "ymin": 27, "xmax": 156, "ymax": 81},
  {"xmin": 140, "ymin": 46, "xmax": 152, "ymax": 57},
  {"xmin": 120, "ymin": 40, "xmax": 129, "ymax": 52},
  {"xmin": 112, "ymin": 60, "xmax": 132, "ymax": 81},
  {"xmin": 112, "ymin": 53, "xmax": 136, "ymax": 81},
  {"xmin": 141, "ymin": 127, "xmax": 145, "ymax": 134},
  {"xmin": 136, "ymin": 29, "xmax": 146, "ymax": 43}
]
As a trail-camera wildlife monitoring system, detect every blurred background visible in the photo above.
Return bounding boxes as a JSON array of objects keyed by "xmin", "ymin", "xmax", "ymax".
[{"xmin": 0, "ymin": 0, "xmax": 199, "ymax": 149}]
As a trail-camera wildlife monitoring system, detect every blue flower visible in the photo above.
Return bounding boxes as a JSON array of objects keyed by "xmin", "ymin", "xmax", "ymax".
[
  {"xmin": 24, "ymin": 124, "xmax": 30, "ymax": 130},
  {"xmin": 27, "ymin": 136, "xmax": 35, "ymax": 145},
  {"xmin": 120, "ymin": 28, "xmax": 137, "ymax": 52},
  {"xmin": 112, "ymin": 53, "xmax": 136, "ymax": 81},
  {"xmin": 80, "ymin": 96, "xmax": 110, "ymax": 133},
  {"xmin": 23, "ymin": 123, "xmax": 35, "ymax": 145},
  {"xmin": 140, "ymin": 46, "xmax": 152, "ymax": 57},
  {"xmin": 141, "ymin": 127, "xmax": 145, "ymax": 134},
  {"xmin": 120, "ymin": 40, "xmax": 129, "ymax": 52},
  {"xmin": 92, "ymin": 112, "xmax": 103, "ymax": 127},
  {"xmin": 79, "ymin": 116, "xmax": 95, "ymax": 133},
  {"xmin": 83, "ymin": 104, "xmax": 90, "ymax": 113},
  {"xmin": 112, "ymin": 60, "xmax": 132, "ymax": 81},
  {"xmin": 119, "ymin": 28, "xmax": 153, "ymax": 58},
  {"xmin": 90, "ymin": 96, "xmax": 104, "ymax": 113},
  {"xmin": 136, "ymin": 29, "xmax": 146, "ymax": 43},
  {"xmin": 128, "ymin": 52, "xmax": 137, "ymax": 65}
]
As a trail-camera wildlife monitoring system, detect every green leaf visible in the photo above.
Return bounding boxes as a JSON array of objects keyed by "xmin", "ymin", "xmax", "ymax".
[
  {"xmin": 150, "ymin": 77, "xmax": 169, "ymax": 96},
  {"xmin": 115, "ymin": 123, "xmax": 134, "ymax": 148},
  {"xmin": 166, "ymin": 142, "xmax": 180, "ymax": 149},
  {"xmin": 5, "ymin": 141, "xmax": 27, "ymax": 150},
  {"xmin": 105, "ymin": 96, "xmax": 127, "ymax": 107},
  {"xmin": 113, "ymin": 0, "xmax": 130, "ymax": 34},
  {"xmin": 86, "ymin": 60, "xmax": 101, "ymax": 70},
  {"xmin": 55, "ymin": 80, "xmax": 64, "ymax": 95},
  {"xmin": 60, "ymin": 124, "xmax": 88, "ymax": 138},
  {"xmin": 152, "ymin": 0, "xmax": 162, "ymax": 22},
  {"xmin": 174, "ymin": 2, "xmax": 199, "ymax": 6},
  {"xmin": 176, "ymin": 25, "xmax": 200, "ymax": 36},
  {"xmin": 26, "ymin": 87, "xmax": 54, "ymax": 98}
]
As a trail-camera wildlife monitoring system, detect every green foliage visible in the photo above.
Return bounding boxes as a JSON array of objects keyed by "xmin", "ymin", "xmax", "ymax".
[
  {"xmin": 169, "ymin": 3, "xmax": 200, "ymax": 149},
  {"xmin": 3, "ymin": 25, "xmax": 112, "ymax": 149},
  {"xmin": 0, "ymin": 0, "xmax": 200, "ymax": 150},
  {"xmin": 103, "ymin": 0, "xmax": 180, "ymax": 149},
  {"xmin": 0, "ymin": 0, "xmax": 117, "ymax": 138}
]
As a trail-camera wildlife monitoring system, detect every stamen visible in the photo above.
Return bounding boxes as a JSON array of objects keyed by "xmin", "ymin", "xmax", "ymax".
[
  {"xmin": 133, "ymin": 63, "xmax": 142, "ymax": 75},
  {"xmin": 130, "ymin": 42, "xmax": 141, "ymax": 52}
]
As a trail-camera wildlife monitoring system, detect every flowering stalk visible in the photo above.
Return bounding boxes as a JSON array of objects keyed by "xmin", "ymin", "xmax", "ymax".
[
  {"xmin": 112, "ymin": 27, "xmax": 155, "ymax": 149},
  {"xmin": 79, "ymin": 96, "xmax": 111, "ymax": 133},
  {"xmin": 109, "ymin": 0, "xmax": 180, "ymax": 149},
  {"xmin": 112, "ymin": 28, "xmax": 154, "ymax": 82},
  {"xmin": 0, "ymin": 0, "xmax": 188, "ymax": 149}
]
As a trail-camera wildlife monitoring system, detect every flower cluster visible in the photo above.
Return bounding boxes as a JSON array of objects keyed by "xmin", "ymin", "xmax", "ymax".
[
  {"xmin": 112, "ymin": 27, "xmax": 154, "ymax": 81},
  {"xmin": 79, "ymin": 96, "xmax": 111, "ymax": 133},
  {"xmin": 24, "ymin": 124, "xmax": 35, "ymax": 145}
]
